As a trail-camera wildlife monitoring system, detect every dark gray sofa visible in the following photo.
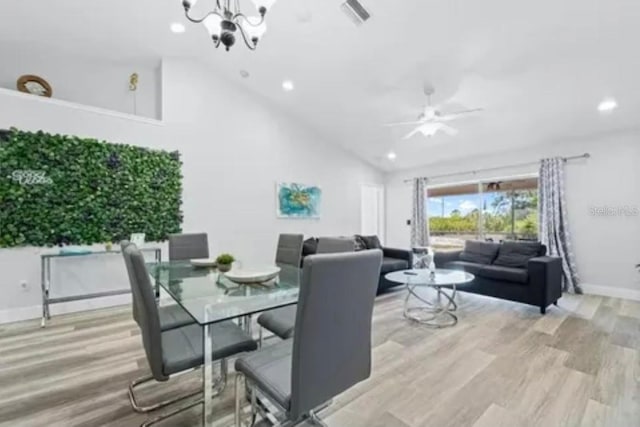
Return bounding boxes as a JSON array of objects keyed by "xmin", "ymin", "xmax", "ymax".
[
  {"xmin": 434, "ymin": 240, "xmax": 562, "ymax": 314},
  {"xmin": 378, "ymin": 247, "xmax": 413, "ymax": 292},
  {"xmin": 302, "ymin": 236, "xmax": 412, "ymax": 294}
]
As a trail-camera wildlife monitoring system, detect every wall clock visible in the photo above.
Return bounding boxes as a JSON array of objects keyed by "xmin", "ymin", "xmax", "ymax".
[{"xmin": 16, "ymin": 75, "xmax": 52, "ymax": 98}]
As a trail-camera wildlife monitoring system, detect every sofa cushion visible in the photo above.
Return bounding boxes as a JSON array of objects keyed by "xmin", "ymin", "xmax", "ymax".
[
  {"xmin": 358, "ymin": 235, "xmax": 382, "ymax": 250},
  {"xmin": 477, "ymin": 265, "xmax": 528, "ymax": 284},
  {"xmin": 493, "ymin": 241, "xmax": 543, "ymax": 268},
  {"xmin": 380, "ymin": 257, "xmax": 409, "ymax": 274},
  {"xmin": 459, "ymin": 241, "xmax": 500, "ymax": 265},
  {"xmin": 444, "ymin": 260, "xmax": 484, "ymax": 276}
]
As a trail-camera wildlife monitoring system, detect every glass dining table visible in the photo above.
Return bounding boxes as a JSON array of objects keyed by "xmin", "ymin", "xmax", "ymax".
[{"xmin": 147, "ymin": 261, "xmax": 301, "ymax": 426}]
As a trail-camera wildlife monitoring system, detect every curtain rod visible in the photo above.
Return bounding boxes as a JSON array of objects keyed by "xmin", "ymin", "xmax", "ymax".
[{"xmin": 402, "ymin": 153, "xmax": 591, "ymax": 184}]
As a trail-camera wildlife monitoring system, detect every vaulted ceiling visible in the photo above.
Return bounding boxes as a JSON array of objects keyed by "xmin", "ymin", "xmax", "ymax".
[{"xmin": 2, "ymin": 0, "xmax": 639, "ymax": 171}]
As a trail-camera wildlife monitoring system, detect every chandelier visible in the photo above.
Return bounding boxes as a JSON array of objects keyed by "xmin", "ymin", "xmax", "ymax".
[{"xmin": 182, "ymin": 0, "xmax": 276, "ymax": 51}]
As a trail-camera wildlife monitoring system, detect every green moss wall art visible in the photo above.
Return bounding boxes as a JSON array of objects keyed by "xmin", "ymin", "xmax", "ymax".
[{"xmin": 0, "ymin": 128, "xmax": 183, "ymax": 248}]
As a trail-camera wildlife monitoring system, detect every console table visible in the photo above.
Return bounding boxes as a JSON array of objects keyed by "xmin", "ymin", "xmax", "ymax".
[{"xmin": 40, "ymin": 248, "xmax": 161, "ymax": 327}]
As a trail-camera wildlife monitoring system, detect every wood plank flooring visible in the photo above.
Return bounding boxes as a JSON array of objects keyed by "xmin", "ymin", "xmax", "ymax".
[{"xmin": 0, "ymin": 289, "xmax": 638, "ymax": 427}]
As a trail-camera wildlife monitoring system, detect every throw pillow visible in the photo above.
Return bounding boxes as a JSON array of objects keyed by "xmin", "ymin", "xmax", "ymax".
[
  {"xmin": 459, "ymin": 241, "xmax": 500, "ymax": 265},
  {"xmin": 358, "ymin": 235, "xmax": 382, "ymax": 250},
  {"xmin": 353, "ymin": 235, "xmax": 368, "ymax": 251},
  {"xmin": 493, "ymin": 241, "xmax": 543, "ymax": 268},
  {"xmin": 302, "ymin": 238, "xmax": 318, "ymax": 257}
]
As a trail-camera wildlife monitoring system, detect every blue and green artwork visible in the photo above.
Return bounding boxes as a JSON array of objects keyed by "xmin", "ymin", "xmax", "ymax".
[{"xmin": 277, "ymin": 182, "xmax": 321, "ymax": 218}]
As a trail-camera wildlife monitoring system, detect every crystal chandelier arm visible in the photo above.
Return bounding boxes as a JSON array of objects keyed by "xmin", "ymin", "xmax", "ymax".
[{"xmin": 236, "ymin": 22, "xmax": 258, "ymax": 50}]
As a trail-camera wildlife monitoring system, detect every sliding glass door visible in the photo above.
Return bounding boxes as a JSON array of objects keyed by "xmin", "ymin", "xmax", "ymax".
[
  {"xmin": 481, "ymin": 178, "xmax": 538, "ymax": 242},
  {"xmin": 427, "ymin": 176, "xmax": 538, "ymax": 251},
  {"xmin": 428, "ymin": 182, "xmax": 482, "ymax": 251}
]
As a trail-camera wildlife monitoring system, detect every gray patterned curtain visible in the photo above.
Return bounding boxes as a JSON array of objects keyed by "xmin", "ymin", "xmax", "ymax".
[
  {"xmin": 411, "ymin": 178, "xmax": 430, "ymax": 247},
  {"xmin": 539, "ymin": 158, "xmax": 582, "ymax": 294}
]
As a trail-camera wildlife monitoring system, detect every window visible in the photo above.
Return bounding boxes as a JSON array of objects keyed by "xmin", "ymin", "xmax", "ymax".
[{"xmin": 427, "ymin": 177, "xmax": 538, "ymax": 251}]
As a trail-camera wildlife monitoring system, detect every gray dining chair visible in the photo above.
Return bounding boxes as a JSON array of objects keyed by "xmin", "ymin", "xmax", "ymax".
[
  {"xmin": 120, "ymin": 240, "xmax": 194, "ymax": 331},
  {"xmin": 234, "ymin": 250, "xmax": 383, "ymax": 427},
  {"xmin": 124, "ymin": 244, "xmax": 258, "ymax": 426},
  {"xmin": 257, "ymin": 235, "xmax": 360, "ymax": 342},
  {"xmin": 274, "ymin": 234, "xmax": 304, "ymax": 266},
  {"xmin": 315, "ymin": 237, "xmax": 356, "ymax": 254},
  {"xmin": 168, "ymin": 232, "xmax": 209, "ymax": 261},
  {"xmin": 256, "ymin": 234, "xmax": 304, "ymax": 342}
]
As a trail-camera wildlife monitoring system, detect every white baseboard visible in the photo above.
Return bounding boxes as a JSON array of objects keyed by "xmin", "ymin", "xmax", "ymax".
[
  {"xmin": 581, "ymin": 284, "xmax": 640, "ymax": 302},
  {"xmin": 0, "ymin": 305, "xmax": 42, "ymax": 325},
  {"xmin": 0, "ymin": 294, "xmax": 132, "ymax": 325}
]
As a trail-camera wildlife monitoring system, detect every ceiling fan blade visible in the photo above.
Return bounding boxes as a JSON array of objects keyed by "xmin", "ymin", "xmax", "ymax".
[
  {"xmin": 440, "ymin": 124, "xmax": 459, "ymax": 136},
  {"xmin": 384, "ymin": 120, "xmax": 425, "ymax": 127},
  {"xmin": 437, "ymin": 108, "xmax": 483, "ymax": 121},
  {"xmin": 402, "ymin": 126, "xmax": 423, "ymax": 140}
]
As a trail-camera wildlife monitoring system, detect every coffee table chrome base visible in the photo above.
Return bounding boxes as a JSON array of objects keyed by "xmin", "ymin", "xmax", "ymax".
[{"xmin": 403, "ymin": 282, "xmax": 458, "ymax": 328}]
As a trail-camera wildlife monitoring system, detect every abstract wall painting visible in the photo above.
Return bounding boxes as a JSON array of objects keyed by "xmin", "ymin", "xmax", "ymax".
[{"xmin": 277, "ymin": 182, "xmax": 322, "ymax": 219}]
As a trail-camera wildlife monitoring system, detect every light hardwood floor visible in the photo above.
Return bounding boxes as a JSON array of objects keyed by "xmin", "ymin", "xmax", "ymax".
[{"xmin": 0, "ymin": 289, "xmax": 638, "ymax": 427}]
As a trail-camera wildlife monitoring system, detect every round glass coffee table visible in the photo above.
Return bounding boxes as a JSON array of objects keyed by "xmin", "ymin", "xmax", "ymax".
[{"xmin": 385, "ymin": 269, "xmax": 474, "ymax": 327}]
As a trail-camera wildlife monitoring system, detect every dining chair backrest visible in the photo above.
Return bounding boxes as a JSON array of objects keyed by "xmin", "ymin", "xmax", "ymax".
[
  {"xmin": 120, "ymin": 240, "xmax": 138, "ymax": 324},
  {"xmin": 124, "ymin": 244, "xmax": 167, "ymax": 381},
  {"xmin": 168, "ymin": 233, "xmax": 209, "ymax": 261},
  {"xmin": 275, "ymin": 234, "xmax": 304, "ymax": 267},
  {"xmin": 315, "ymin": 237, "xmax": 355, "ymax": 254},
  {"xmin": 290, "ymin": 249, "xmax": 382, "ymax": 420}
]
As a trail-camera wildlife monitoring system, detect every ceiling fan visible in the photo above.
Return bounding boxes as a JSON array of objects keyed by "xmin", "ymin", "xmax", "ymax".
[{"xmin": 384, "ymin": 85, "xmax": 482, "ymax": 140}]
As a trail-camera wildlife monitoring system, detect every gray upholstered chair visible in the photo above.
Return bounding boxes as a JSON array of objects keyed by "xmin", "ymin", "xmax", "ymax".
[
  {"xmin": 316, "ymin": 237, "xmax": 355, "ymax": 254},
  {"xmin": 275, "ymin": 233, "xmax": 304, "ymax": 266},
  {"xmin": 124, "ymin": 244, "xmax": 257, "ymax": 426},
  {"xmin": 168, "ymin": 232, "xmax": 209, "ymax": 261},
  {"xmin": 120, "ymin": 240, "xmax": 193, "ymax": 331},
  {"xmin": 256, "ymin": 234, "xmax": 304, "ymax": 342},
  {"xmin": 234, "ymin": 250, "xmax": 383, "ymax": 426}
]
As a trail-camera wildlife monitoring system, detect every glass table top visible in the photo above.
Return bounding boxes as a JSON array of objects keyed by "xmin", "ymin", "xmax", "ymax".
[
  {"xmin": 148, "ymin": 261, "xmax": 301, "ymax": 325},
  {"xmin": 385, "ymin": 269, "xmax": 475, "ymax": 287}
]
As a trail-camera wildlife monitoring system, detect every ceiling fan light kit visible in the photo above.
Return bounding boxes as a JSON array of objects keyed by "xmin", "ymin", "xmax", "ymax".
[
  {"xmin": 384, "ymin": 85, "xmax": 482, "ymax": 140},
  {"xmin": 183, "ymin": 0, "xmax": 274, "ymax": 51}
]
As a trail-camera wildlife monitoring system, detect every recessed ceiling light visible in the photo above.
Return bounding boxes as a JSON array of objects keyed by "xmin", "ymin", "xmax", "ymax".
[
  {"xmin": 170, "ymin": 22, "xmax": 186, "ymax": 34},
  {"xmin": 598, "ymin": 97, "xmax": 618, "ymax": 113},
  {"xmin": 282, "ymin": 80, "xmax": 295, "ymax": 92},
  {"xmin": 387, "ymin": 151, "xmax": 397, "ymax": 160}
]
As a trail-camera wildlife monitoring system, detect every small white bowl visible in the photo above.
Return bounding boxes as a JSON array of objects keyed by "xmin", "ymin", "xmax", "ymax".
[{"xmin": 224, "ymin": 266, "xmax": 282, "ymax": 284}]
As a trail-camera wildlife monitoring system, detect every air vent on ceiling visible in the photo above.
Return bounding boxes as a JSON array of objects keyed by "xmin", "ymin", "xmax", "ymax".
[{"xmin": 341, "ymin": 0, "xmax": 371, "ymax": 25}]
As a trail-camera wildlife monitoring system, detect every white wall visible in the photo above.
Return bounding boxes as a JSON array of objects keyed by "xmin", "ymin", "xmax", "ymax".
[
  {"xmin": 0, "ymin": 51, "xmax": 160, "ymax": 119},
  {"xmin": 386, "ymin": 131, "xmax": 640, "ymax": 298},
  {"xmin": 0, "ymin": 58, "xmax": 382, "ymax": 323}
]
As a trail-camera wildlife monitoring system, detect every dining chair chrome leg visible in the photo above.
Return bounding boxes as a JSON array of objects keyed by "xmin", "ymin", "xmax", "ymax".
[
  {"xmin": 128, "ymin": 374, "xmax": 201, "ymax": 414},
  {"xmin": 235, "ymin": 373, "xmax": 244, "ymax": 427},
  {"xmin": 130, "ymin": 359, "xmax": 228, "ymax": 414},
  {"xmin": 140, "ymin": 398, "xmax": 203, "ymax": 427},
  {"xmin": 258, "ymin": 327, "xmax": 263, "ymax": 348},
  {"xmin": 213, "ymin": 358, "xmax": 228, "ymax": 394},
  {"xmin": 250, "ymin": 380, "xmax": 258, "ymax": 427},
  {"xmin": 308, "ymin": 410, "xmax": 328, "ymax": 427}
]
